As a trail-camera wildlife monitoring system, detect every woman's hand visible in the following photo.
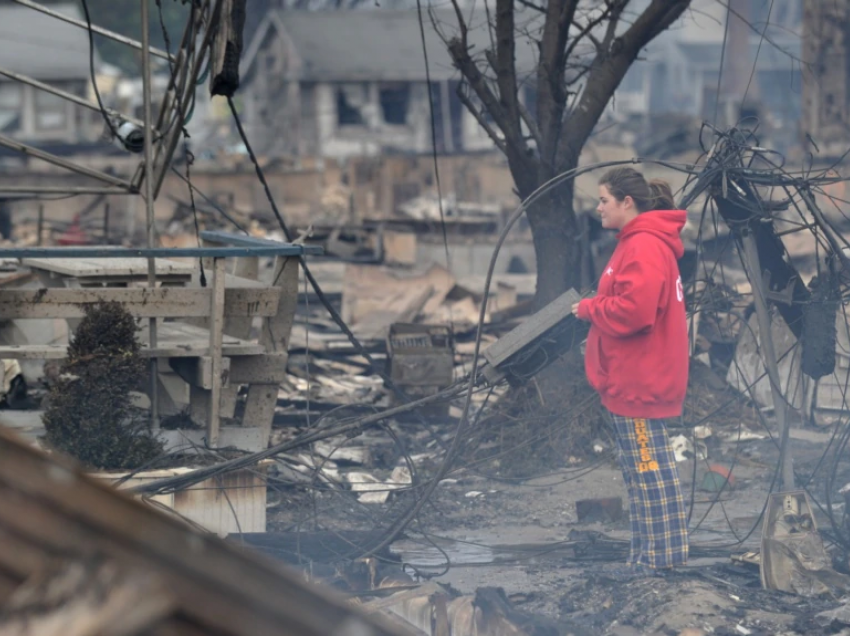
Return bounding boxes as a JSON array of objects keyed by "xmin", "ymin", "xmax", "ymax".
[{"xmin": 572, "ymin": 302, "xmax": 583, "ymax": 318}]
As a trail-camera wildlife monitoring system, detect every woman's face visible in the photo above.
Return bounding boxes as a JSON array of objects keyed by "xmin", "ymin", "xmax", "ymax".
[{"xmin": 597, "ymin": 184, "xmax": 638, "ymax": 230}]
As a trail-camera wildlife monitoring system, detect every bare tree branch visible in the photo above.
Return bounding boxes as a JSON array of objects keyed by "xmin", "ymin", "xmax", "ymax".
[
  {"xmin": 564, "ymin": 4, "xmax": 615, "ymax": 63},
  {"xmin": 456, "ymin": 84, "xmax": 508, "ymax": 155},
  {"xmin": 483, "ymin": 0, "xmax": 496, "ymax": 57},
  {"xmin": 600, "ymin": 0, "xmax": 628, "ymax": 53},
  {"xmin": 515, "ymin": 0, "xmax": 545, "ymax": 13},
  {"xmin": 493, "ymin": 0, "xmax": 523, "ymax": 154},
  {"xmin": 518, "ymin": 100, "xmax": 543, "ymax": 150},
  {"xmin": 536, "ymin": 0, "xmax": 581, "ymax": 171},
  {"xmin": 448, "ymin": 0, "xmax": 468, "ymax": 43},
  {"xmin": 441, "ymin": 1, "xmax": 535, "ymax": 172},
  {"xmin": 447, "ymin": 38, "xmax": 510, "ymax": 135},
  {"xmin": 556, "ymin": 0, "xmax": 692, "ymax": 169}
]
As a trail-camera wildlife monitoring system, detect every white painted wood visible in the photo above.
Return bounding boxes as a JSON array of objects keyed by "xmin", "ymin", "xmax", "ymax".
[
  {"xmin": 22, "ymin": 256, "xmax": 194, "ymax": 279},
  {"xmin": 0, "ymin": 288, "xmax": 280, "ymax": 319},
  {"xmin": 207, "ymin": 258, "xmax": 226, "ymax": 447},
  {"xmin": 0, "ymin": 323, "xmax": 265, "ymax": 359}
]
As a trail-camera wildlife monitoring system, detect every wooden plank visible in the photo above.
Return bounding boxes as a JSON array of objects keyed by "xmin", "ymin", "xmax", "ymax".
[
  {"xmin": 169, "ymin": 356, "xmax": 231, "ymax": 390},
  {"xmin": 0, "ymin": 345, "xmax": 67, "ymax": 360},
  {"xmin": 0, "ymin": 339, "xmax": 264, "ymax": 362},
  {"xmin": 0, "ymin": 484, "xmax": 295, "ymax": 636},
  {"xmin": 243, "ymin": 256, "xmax": 299, "ymax": 439},
  {"xmin": 220, "ymin": 258, "xmax": 263, "ymax": 419},
  {"xmin": 0, "ymin": 271, "xmax": 36, "ymax": 289},
  {"xmin": 158, "ymin": 427, "xmax": 267, "ymax": 454},
  {"xmin": 77, "ymin": 275, "xmax": 191, "ymax": 285},
  {"xmin": 22, "ymin": 256, "xmax": 194, "ymax": 279},
  {"xmin": 229, "ymin": 353, "xmax": 288, "ymax": 384},
  {"xmin": 0, "ymin": 559, "xmax": 177, "ymax": 636},
  {"xmin": 207, "ymin": 258, "xmax": 226, "ymax": 447},
  {"xmin": 0, "ymin": 435, "xmax": 407, "ymax": 636},
  {"xmin": 0, "ymin": 288, "xmax": 280, "ymax": 319},
  {"xmin": 148, "ymin": 323, "xmax": 266, "ymax": 358},
  {"xmin": 0, "ymin": 526, "xmax": 51, "ymax": 580},
  {"xmin": 224, "ymin": 273, "xmax": 264, "ymax": 289}
]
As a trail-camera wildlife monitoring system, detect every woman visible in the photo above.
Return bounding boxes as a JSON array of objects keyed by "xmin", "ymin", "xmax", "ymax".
[{"xmin": 571, "ymin": 167, "xmax": 689, "ymax": 575}]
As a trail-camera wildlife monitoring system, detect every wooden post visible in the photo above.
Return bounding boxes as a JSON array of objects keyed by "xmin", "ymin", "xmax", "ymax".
[
  {"xmin": 242, "ymin": 256, "xmax": 299, "ymax": 442},
  {"xmin": 740, "ymin": 229, "xmax": 795, "ymax": 491},
  {"xmin": 103, "ymin": 203, "xmax": 110, "ymax": 243},
  {"xmin": 37, "ymin": 205, "xmax": 43, "ymax": 246},
  {"xmin": 207, "ymin": 257, "xmax": 226, "ymax": 446}
]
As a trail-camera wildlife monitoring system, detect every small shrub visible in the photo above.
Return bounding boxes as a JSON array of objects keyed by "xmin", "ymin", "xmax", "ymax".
[{"xmin": 42, "ymin": 302, "xmax": 163, "ymax": 470}]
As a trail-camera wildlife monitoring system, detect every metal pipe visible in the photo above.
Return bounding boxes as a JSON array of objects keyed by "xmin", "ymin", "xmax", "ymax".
[
  {"xmin": 740, "ymin": 229, "xmax": 795, "ymax": 491},
  {"xmin": 10, "ymin": 0, "xmax": 174, "ymax": 61},
  {"xmin": 0, "ymin": 67, "xmax": 145, "ymax": 128},
  {"xmin": 0, "ymin": 134, "xmax": 135, "ymax": 190},
  {"xmin": 141, "ymin": 0, "xmax": 159, "ymax": 429}
]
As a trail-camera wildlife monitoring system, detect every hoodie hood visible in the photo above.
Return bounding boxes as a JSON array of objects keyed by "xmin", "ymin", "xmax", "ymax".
[{"xmin": 618, "ymin": 210, "xmax": 687, "ymax": 259}]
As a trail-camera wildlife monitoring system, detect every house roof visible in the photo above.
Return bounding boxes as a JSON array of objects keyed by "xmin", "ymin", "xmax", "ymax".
[
  {"xmin": 0, "ymin": 4, "xmax": 94, "ymax": 80},
  {"xmin": 242, "ymin": 9, "xmax": 541, "ymax": 82},
  {"xmin": 676, "ymin": 37, "xmax": 801, "ymax": 73},
  {"xmin": 0, "ymin": 427, "xmax": 408, "ymax": 636}
]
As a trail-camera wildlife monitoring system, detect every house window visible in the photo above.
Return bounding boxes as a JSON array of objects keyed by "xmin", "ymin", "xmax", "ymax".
[
  {"xmin": 35, "ymin": 89, "xmax": 67, "ymax": 131},
  {"xmin": 337, "ymin": 85, "xmax": 366, "ymax": 126},
  {"xmin": 0, "ymin": 83, "xmax": 21, "ymax": 131},
  {"xmin": 379, "ymin": 84, "xmax": 410, "ymax": 125}
]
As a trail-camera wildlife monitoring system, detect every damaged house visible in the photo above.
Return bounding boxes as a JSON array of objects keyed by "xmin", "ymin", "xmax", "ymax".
[
  {"xmin": 0, "ymin": 3, "xmax": 101, "ymax": 146},
  {"xmin": 238, "ymin": 9, "xmax": 538, "ymax": 159}
]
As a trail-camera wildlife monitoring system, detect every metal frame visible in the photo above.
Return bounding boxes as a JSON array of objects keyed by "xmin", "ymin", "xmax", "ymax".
[
  {"xmin": 2, "ymin": 0, "xmax": 219, "ymax": 197},
  {"xmin": 0, "ymin": 133, "xmax": 136, "ymax": 189},
  {"xmin": 5, "ymin": 0, "xmax": 229, "ymax": 428},
  {"xmin": 0, "ymin": 67, "xmax": 145, "ymax": 128}
]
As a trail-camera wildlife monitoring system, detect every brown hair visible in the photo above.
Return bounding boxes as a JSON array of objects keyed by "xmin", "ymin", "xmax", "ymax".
[{"xmin": 598, "ymin": 167, "xmax": 675, "ymax": 212}]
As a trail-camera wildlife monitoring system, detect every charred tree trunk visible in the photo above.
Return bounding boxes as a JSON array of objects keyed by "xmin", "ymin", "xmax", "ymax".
[{"xmin": 527, "ymin": 181, "xmax": 581, "ymax": 305}]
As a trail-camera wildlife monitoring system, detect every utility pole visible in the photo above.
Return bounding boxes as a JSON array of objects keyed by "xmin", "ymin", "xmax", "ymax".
[
  {"xmin": 141, "ymin": 0, "xmax": 159, "ymax": 429},
  {"xmin": 740, "ymin": 230, "xmax": 795, "ymax": 491}
]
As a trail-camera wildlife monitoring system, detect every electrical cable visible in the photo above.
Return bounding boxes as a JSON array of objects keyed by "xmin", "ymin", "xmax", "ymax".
[
  {"xmin": 182, "ymin": 143, "xmax": 207, "ymax": 287},
  {"xmin": 79, "ymin": 0, "xmax": 120, "ymax": 140},
  {"xmin": 415, "ymin": 0, "xmax": 453, "ymax": 278}
]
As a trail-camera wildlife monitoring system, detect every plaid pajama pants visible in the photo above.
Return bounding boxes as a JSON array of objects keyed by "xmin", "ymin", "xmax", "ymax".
[{"xmin": 607, "ymin": 411, "xmax": 689, "ymax": 569}]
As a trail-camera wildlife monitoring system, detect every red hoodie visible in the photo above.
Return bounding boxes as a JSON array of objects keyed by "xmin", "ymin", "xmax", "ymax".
[{"xmin": 577, "ymin": 210, "xmax": 689, "ymax": 419}]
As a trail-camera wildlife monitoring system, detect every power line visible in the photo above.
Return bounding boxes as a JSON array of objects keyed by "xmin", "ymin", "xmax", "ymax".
[
  {"xmin": 415, "ymin": 0, "xmax": 453, "ymax": 278},
  {"xmin": 79, "ymin": 0, "xmax": 120, "ymax": 140}
]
